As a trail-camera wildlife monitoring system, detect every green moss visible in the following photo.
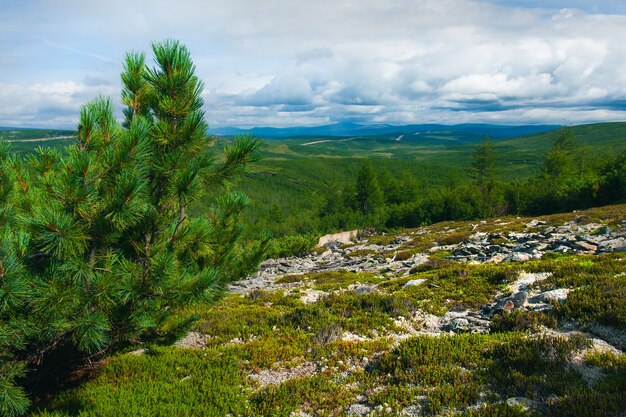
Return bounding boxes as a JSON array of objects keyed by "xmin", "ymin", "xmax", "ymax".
[{"xmin": 366, "ymin": 234, "xmax": 397, "ymax": 246}]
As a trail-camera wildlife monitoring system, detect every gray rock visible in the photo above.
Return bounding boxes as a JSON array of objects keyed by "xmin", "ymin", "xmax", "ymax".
[
  {"xmin": 403, "ymin": 279, "xmax": 426, "ymax": 288},
  {"xmin": 448, "ymin": 317, "xmax": 470, "ymax": 331},
  {"xmin": 598, "ymin": 238, "xmax": 626, "ymax": 253},
  {"xmin": 347, "ymin": 403, "xmax": 372, "ymax": 416},
  {"xmin": 401, "ymin": 405, "xmax": 422, "ymax": 416},
  {"xmin": 350, "ymin": 284, "xmax": 376, "ymax": 295},
  {"xmin": 493, "ymin": 291, "xmax": 528, "ymax": 313},
  {"xmin": 505, "ymin": 252, "xmax": 532, "ymax": 262},
  {"xmin": 506, "ymin": 397, "xmax": 537, "ymax": 411},
  {"xmin": 529, "ymin": 289, "xmax": 570, "ymax": 303},
  {"xmin": 526, "ymin": 220, "xmax": 547, "ymax": 228}
]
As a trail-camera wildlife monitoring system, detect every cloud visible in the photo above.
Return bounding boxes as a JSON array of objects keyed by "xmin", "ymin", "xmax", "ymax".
[
  {"xmin": 0, "ymin": 81, "xmax": 118, "ymax": 128},
  {"xmin": 239, "ymin": 74, "xmax": 313, "ymax": 106},
  {"xmin": 2, "ymin": 0, "xmax": 626, "ymax": 127}
]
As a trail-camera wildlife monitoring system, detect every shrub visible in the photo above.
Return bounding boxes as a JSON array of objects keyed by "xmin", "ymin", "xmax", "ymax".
[{"xmin": 491, "ymin": 310, "xmax": 557, "ymax": 333}]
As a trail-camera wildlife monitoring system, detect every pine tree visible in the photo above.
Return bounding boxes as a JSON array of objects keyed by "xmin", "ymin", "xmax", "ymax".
[
  {"xmin": 355, "ymin": 159, "xmax": 383, "ymax": 214},
  {"xmin": 0, "ymin": 40, "xmax": 263, "ymax": 415},
  {"xmin": 542, "ymin": 127, "xmax": 576, "ymax": 179},
  {"xmin": 469, "ymin": 134, "xmax": 495, "ymax": 190}
]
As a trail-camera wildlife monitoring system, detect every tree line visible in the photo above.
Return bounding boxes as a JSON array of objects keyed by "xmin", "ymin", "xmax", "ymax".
[{"xmin": 316, "ymin": 129, "xmax": 626, "ymax": 232}]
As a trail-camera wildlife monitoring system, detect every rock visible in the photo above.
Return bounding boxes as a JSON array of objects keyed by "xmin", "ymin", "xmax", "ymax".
[
  {"xmin": 510, "ymin": 272, "xmax": 552, "ymax": 293},
  {"xmin": 350, "ymin": 284, "xmax": 376, "ymax": 294},
  {"xmin": 573, "ymin": 241, "xmax": 598, "ymax": 252},
  {"xmin": 506, "ymin": 397, "xmax": 537, "ymax": 411},
  {"xmin": 493, "ymin": 291, "xmax": 528, "ymax": 313},
  {"xmin": 488, "ymin": 253, "xmax": 507, "ymax": 263},
  {"xmin": 598, "ymin": 238, "xmax": 626, "ymax": 253},
  {"xmin": 403, "ymin": 279, "xmax": 426, "ymax": 288},
  {"xmin": 401, "ymin": 405, "xmax": 422, "ymax": 416},
  {"xmin": 526, "ymin": 220, "xmax": 547, "ymax": 228},
  {"xmin": 347, "ymin": 403, "xmax": 372, "ymax": 416},
  {"xmin": 176, "ymin": 331, "xmax": 212, "ymax": 349},
  {"xmin": 447, "ymin": 317, "xmax": 470, "ymax": 332},
  {"xmin": 529, "ymin": 288, "xmax": 570, "ymax": 303},
  {"xmin": 504, "ymin": 252, "xmax": 532, "ymax": 262}
]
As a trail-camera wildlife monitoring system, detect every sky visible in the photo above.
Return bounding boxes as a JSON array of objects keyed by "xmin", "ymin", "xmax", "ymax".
[{"xmin": 1, "ymin": 0, "xmax": 626, "ymax": 129}]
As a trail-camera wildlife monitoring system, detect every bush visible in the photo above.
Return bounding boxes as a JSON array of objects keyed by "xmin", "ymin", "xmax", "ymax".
[
  {"xmin": 491, "ymin": 310, "xmax": 557, "ymax": 333},
  {"xmin": 266, "ymin": 234, "xmax": 318, "ymax": 258}
]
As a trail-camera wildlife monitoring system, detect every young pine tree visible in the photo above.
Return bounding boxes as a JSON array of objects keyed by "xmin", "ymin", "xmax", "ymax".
[{"xmin": 0, "ymin": 40, "xmax": 263, "ymax": 416}]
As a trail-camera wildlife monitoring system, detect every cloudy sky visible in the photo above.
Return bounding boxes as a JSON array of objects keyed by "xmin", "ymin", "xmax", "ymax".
[{"xmin": 2, "ymin": 0, "xmax": 626, "ymax": 129}]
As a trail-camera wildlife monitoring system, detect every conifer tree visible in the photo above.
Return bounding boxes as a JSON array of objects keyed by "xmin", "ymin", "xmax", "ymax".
[
  {"xmin": 355, "ymin": 159, "xmax": 383, "ymax": 214},
  {"xmin": 0, "ymin": 40, "xmax": 263, "ymax": 416},
  {"xmin": 542, "ymin": 127, "xmax": 576, "ymax": 179},
  {"xmin": 469, "ymin": 134, "xmax": 495, "ymax": 190}
]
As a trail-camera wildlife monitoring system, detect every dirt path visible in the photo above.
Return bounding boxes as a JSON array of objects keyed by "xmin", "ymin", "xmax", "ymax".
[
  {"xmin": 301, "ymin": 137, "xmax": 362, "ymax": 146},
  {"xmin": 3, "ymin": 135, "xmax": 76, "ymax": 143}
]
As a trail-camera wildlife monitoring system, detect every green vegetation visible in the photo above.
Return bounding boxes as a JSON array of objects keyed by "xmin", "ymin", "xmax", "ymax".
[
  {"xmin": 0, "ymin": 41, "xmax": 263, "ymax": 416},
  {"xmin": 217, "ymin": 122, "xmax": 626, "ymax": 239},
  {"xmin": 1, "ymin": 39, "xmax": 626, "ymax": 417},
  {"xmin": 30, "ymin": 250, "xmax": 625, "ymax": 416}
]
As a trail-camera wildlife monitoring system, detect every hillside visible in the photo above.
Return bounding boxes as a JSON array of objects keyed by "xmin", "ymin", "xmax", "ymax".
[
  {"xmin": 4, "ymin": 122, "xmax": 626, "ymax": 238},
  {"xmin": 36, "ymin": 204, "xmax": 626, "ymax": 416},
  {"xmin": 212, "ymin": 122, "xmax": 560, "ymax": 139}
]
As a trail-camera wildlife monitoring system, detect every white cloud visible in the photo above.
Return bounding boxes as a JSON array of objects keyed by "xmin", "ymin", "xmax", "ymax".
[{"xmin": 2, "ymin": 0, "xmax": 626, "ymax": 127}]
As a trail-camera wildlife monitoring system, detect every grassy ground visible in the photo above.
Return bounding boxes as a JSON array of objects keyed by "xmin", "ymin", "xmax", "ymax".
[{"xmin": 34, "ymin": 245, "xmax": 625, "ymax": 416}]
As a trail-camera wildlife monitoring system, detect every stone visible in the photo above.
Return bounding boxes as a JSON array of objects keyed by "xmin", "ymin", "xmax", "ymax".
[
  {"xmin": 598, "ymin": 238, "xmax": 626, "ymax": 253},
  {"xmin": 506, "ymin": 397, "xmax": 537, "ymax": 411},
  {"xmin": 505, "ymin": 252, "xmax": 532, "ymax": 262},
  {"xmin": 350, "ymin": 284, "xmax": 376, "ymax": 294},
  {"xmin": 493, "ymin": 291, "xmax": 528, "ymax": 313},
  {"xmin": 529, "ymin": 288, "xmax": 570, "ymax": 303},
  {"xmin": 401, "ymin": 405, "xmax": 422, "ymax": 416},
  {"xmin": 403, "ymin": 279, "xmax": 426, "ymax": 288},
  {"xmin": 526, "ymin": 219, "xmax": 547, "ymax": 228},
  {"xmin": 573, "ymin": 241, "xmax": 598, "ymax": 252},
  {"xmin": 448, "ymin": 317, "xmax": 469, "ymax": 332},
  {"xmin": 347, "ymin": 403, "xmax": 372, "ymax": 416}
]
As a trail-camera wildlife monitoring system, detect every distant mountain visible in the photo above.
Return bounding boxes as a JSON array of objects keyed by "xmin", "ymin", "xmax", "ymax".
[{"xmin": 212, "ymin": 122, "xmax": 561, "ymax": 139}]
